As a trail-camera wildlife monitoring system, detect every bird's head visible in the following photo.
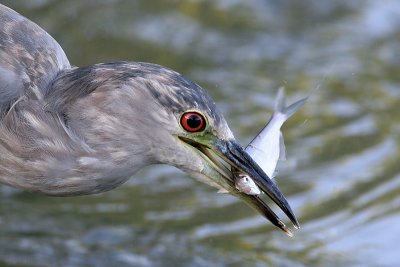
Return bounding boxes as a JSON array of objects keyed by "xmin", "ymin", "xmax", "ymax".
[{"xmin": 57, "ymin": 62, "xmax": 299, "ymax": 234}]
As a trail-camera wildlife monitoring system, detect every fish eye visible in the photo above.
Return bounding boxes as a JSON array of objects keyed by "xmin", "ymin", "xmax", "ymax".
[{"xmin": 180, "ymin": 111, "xmax": 206, "ymax": 132}]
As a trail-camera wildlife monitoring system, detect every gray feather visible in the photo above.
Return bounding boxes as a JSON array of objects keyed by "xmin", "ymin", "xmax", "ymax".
[{"xmin": 0, "ymin": 4, "xmax": 70, "ymax": 115}]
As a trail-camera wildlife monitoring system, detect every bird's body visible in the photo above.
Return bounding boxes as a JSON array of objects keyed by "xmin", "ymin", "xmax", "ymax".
[
  {"xmin": 0, "ymin": 60, "xmax": 226, "ymax": 195},
  {"xmin": 0, "ymin": 4, "xmax": 299, "ymax": 234},
  {"xmin": 0, "ymin": 4, "xmax": 227, "ymax": 195}
]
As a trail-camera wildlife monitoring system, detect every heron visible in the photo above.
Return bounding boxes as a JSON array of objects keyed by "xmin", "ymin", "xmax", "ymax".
[{"xmin": 0, "ymin": 4, "xmax": 299, "ymax": 235}]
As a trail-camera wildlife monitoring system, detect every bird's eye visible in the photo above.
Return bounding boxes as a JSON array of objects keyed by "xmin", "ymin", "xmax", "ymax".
[{"xmin": 180, "ymin": 112, "xmax": 206, "ymax": 132}]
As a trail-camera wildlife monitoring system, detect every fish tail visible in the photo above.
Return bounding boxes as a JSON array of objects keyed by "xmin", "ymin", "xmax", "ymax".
[{"xmin": 274, "ymin": 87, "xmax": 307, "ymax": 119}]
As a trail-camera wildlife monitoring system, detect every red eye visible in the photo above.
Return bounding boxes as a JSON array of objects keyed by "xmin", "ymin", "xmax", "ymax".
[{"xmin": 180, "ymin": 112, "xmax": 206, "ymax": 132}]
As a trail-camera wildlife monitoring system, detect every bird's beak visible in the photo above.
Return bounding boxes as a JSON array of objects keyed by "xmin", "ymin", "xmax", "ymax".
[{"xmin": 178, "ymin": 135, "xmax": 299, "ymax": 236}]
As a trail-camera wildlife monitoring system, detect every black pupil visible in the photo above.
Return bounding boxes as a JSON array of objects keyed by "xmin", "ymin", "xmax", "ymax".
[{"xmin": 187, "ymin": 115, "xmax": 201, "ymax": 128}]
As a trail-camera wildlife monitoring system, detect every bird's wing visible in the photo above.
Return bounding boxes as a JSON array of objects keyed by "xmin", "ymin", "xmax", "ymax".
[{"xmin": 0, "ymin": 4, "xmax": 70, "ymax": 115}]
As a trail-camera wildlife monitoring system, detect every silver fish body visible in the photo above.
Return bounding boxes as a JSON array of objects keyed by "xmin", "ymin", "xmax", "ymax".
[
  {"xmin": 234, "ymin": 171, "xmax": 262, "ymax": 195},
  {"xmin": 234, "ymin": 88, "xmax": 307, "ymax": 195}
]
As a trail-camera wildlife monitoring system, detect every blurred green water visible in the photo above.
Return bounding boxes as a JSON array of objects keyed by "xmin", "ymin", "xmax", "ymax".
[{"xmin": 1, "ymin": 1, "xmax": 400, "ymax": 266}]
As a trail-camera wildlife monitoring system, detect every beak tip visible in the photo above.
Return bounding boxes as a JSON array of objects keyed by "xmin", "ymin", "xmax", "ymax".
[
  {"xmin": 277, "ymin": 219, "xmax": 295, "ymax": 237},
  {"xmin": 284, "ymin": 228, "xmax": 294, "ymax": 237},
  {"xmin": 273, "ymin": 219, "xmax": 294, "ymax": 237},
  {"xmin": 288, "ymin": 213, "xmax": 300, "ymax": 229},
  {"xmin": 272, "ymin": 198, "xmax": 300, "ymax": 231}
]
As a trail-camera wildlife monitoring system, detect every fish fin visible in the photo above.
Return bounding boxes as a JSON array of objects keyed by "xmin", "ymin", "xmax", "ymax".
[
  {"xmin": 274, "ymin": 87, "xmax": 308, "ymax": 119},
  {"xmin": 279, "ymin": 132, "xmax": 286, "ymax": 160},
  {"xmin": 274, "ymin": 87, "xmax": 286, "ymax": 114},
  {"xmin": 217, "ymin": 189, "xmax": 229, "ymax": 194},
  {"xmin": 284, "ymin": 96, "xmax": 308, "ymax": 118}
]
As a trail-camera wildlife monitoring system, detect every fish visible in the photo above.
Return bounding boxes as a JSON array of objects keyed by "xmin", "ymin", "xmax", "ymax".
[
  {"xmin": 233, "ymin": 169, "xmax": 262, "ymax": 195},
  {"xmin": 234, "ymin": 87, "xmax": 308, "ymax": 195}
]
